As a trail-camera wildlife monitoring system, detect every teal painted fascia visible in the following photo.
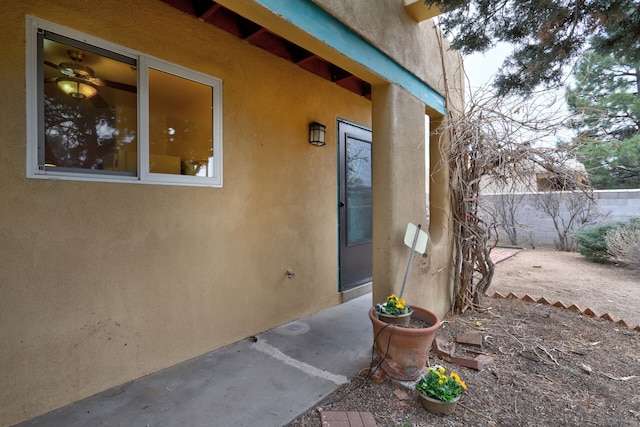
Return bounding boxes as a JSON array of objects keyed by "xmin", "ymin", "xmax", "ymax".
[{"xmin": 255, "ymin": 0, "xmax": 446, "ymax": 115}]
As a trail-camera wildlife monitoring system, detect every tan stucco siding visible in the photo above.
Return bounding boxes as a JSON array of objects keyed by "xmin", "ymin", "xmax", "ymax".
[
  {"xmin": 314, "ymin": 0, "xmax": 463, "ymax": 97},
  {"xmin": 0, "ymin": 1, "xmax": 370, "ymax": 424},
  {"xmin": 0, "ymin": 0, "xmax": 466, "ymax": 425}
]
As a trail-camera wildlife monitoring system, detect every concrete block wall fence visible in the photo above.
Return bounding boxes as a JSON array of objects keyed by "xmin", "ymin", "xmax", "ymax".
[{"xmin": 481, "ymin": 189, "xmax": 640, "ymax": 247}]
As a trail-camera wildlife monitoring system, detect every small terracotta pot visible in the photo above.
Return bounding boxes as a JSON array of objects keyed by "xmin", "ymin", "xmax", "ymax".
[
  {"xmin": 368, "ymin": 305, "xmax": 440, "ymax": 380},
  {"xmin": 418, "ymin": 392, "xmax": 460, "ymax": 415}
]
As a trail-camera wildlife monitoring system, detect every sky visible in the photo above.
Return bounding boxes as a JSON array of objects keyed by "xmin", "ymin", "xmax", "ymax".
[
  {"xmin": 462, "ymin": 44, "xmax": 510, "ymax": 91},
  {"xmin": 460, "ymin": 44, "xmax": 575, "ymax": 147}
]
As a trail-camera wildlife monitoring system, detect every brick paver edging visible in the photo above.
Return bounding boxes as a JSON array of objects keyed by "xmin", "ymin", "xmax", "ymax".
[
  {"xmin": 320, "ymin": 411, "xmax": 377, "ymax": 426},
  {"xmin": 487, "ymin": 291, "xmax": 640, "ymax": 332}
]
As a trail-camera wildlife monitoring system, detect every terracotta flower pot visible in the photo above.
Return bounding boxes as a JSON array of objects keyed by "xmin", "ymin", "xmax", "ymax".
[
  {"xmin": 368, "ymin": 305, "xmax": 440, "ymax": 380},
  {"xmin": 418, "ymin": 392, "xmax": 460, "ymax": 415}
]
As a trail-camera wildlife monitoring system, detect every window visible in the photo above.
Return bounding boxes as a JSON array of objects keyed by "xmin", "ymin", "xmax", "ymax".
[{"xmin": 26, "ymin": 16, "xmax": 223, "ymax": 187}]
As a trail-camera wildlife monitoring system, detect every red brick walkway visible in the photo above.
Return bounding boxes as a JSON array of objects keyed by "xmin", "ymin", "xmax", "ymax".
[
  {"xmin": 320, "ymin": 411, "xmax": 377, "ymax": 426},
  {"xmin": 490, "ymin": 246, "xmax": 521, "ymax": 264}
]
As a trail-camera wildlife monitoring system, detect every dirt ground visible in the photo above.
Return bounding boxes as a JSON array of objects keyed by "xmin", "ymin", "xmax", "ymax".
[
  {"xmin": 287, "ymin": 247, "xmax": 640, "ymax": 427},
  {"xmin": 490, "ymin": 246, "xmax": 640, "ymax": 329}
]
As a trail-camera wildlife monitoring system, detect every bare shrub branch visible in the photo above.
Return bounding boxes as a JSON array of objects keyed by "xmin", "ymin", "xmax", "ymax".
[{"xmin": 435, "ymin": 86, "xmax": 593, "ymax": 313}]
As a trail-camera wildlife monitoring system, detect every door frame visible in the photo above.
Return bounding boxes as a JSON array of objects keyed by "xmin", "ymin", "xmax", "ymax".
[{"xmin": 337, "ymin": 118, "xmax": 373, "ymax": 293}]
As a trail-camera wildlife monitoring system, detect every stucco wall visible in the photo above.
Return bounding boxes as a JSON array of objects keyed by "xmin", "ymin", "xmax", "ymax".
[
  {"xmin": 309, "ymin": 0, "xmax": 461, "ymax": 316},
  {"xmin": 315, "ymin": 0, "xmax": 462, "ymax": 97},
  {"xmin": 370, "ymin": 86, "xmax": 455, "ymax": 318},
  {"xmin": 0, "ymin": 1, "xmax": 371, "ymax": 424},
  {"xmin": 0, "ymin": 1, "xmax": 464, "ymax": 425}
]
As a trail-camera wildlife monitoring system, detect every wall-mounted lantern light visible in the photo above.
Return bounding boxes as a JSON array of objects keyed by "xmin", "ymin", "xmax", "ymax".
[{"xmin": 309, "ymin": 122, "xmax": 326, "ymax": 146}]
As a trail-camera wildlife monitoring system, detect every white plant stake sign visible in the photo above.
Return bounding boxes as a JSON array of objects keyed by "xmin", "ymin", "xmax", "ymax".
[{"xmin": 399, "ymin": 223, "xmax": 429, "ymax": 298}]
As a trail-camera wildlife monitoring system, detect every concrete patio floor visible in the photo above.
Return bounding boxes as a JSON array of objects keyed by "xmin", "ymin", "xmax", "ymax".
[
  {"xmin": 13, "ymin": 249, "xmax": 529, "ymax": 427},
  {"xmin": 15, "ymin": 294, "xmax": 375, "ymax": 427}
]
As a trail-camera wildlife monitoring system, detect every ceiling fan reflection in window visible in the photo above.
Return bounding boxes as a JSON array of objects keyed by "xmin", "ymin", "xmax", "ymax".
[{"xmin": 44, "ymin": 49, "xmax": 137, "ymax": 108}]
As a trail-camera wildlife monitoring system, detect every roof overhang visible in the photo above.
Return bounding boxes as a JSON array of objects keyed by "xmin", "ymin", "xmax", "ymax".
[
  {"xmin": 404, "ymin": 1, "xmax": 444, "ymax": 22},
  {"xmin": 162, "ymin": 0, "xmax": 446, "ymax": 115}
]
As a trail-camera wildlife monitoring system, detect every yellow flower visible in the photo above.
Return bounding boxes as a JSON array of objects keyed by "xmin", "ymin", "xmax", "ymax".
[
  {"xmin": 438, "ymin": 366, "xmax": 446, "ymax": 375},
  {"xmin": 396, "ymin": 301, "xmax": 405, "ymax": 309},
  {"xmin": 450, "ymin": 373, "xmax": 467, "ymax": 390},
  {"xmin": 386, "ymin": 294, "xmax": 397, "ymax": 302},
  {"xmin": 438, "ymin": 379, "xmax": 444, "ymax": 385}
]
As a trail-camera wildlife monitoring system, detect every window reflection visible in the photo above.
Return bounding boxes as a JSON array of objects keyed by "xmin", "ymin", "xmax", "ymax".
[
  {"xmin": 148, "ymin": 69, "xmax": 214, "ymax": 176},
  {"xmin": 346, "ymin": 137, "xmax": 372, "ymax": 244},
  {"xmin": 42, "ymin": 36, "xmax": 138, "ymax": 174}
]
